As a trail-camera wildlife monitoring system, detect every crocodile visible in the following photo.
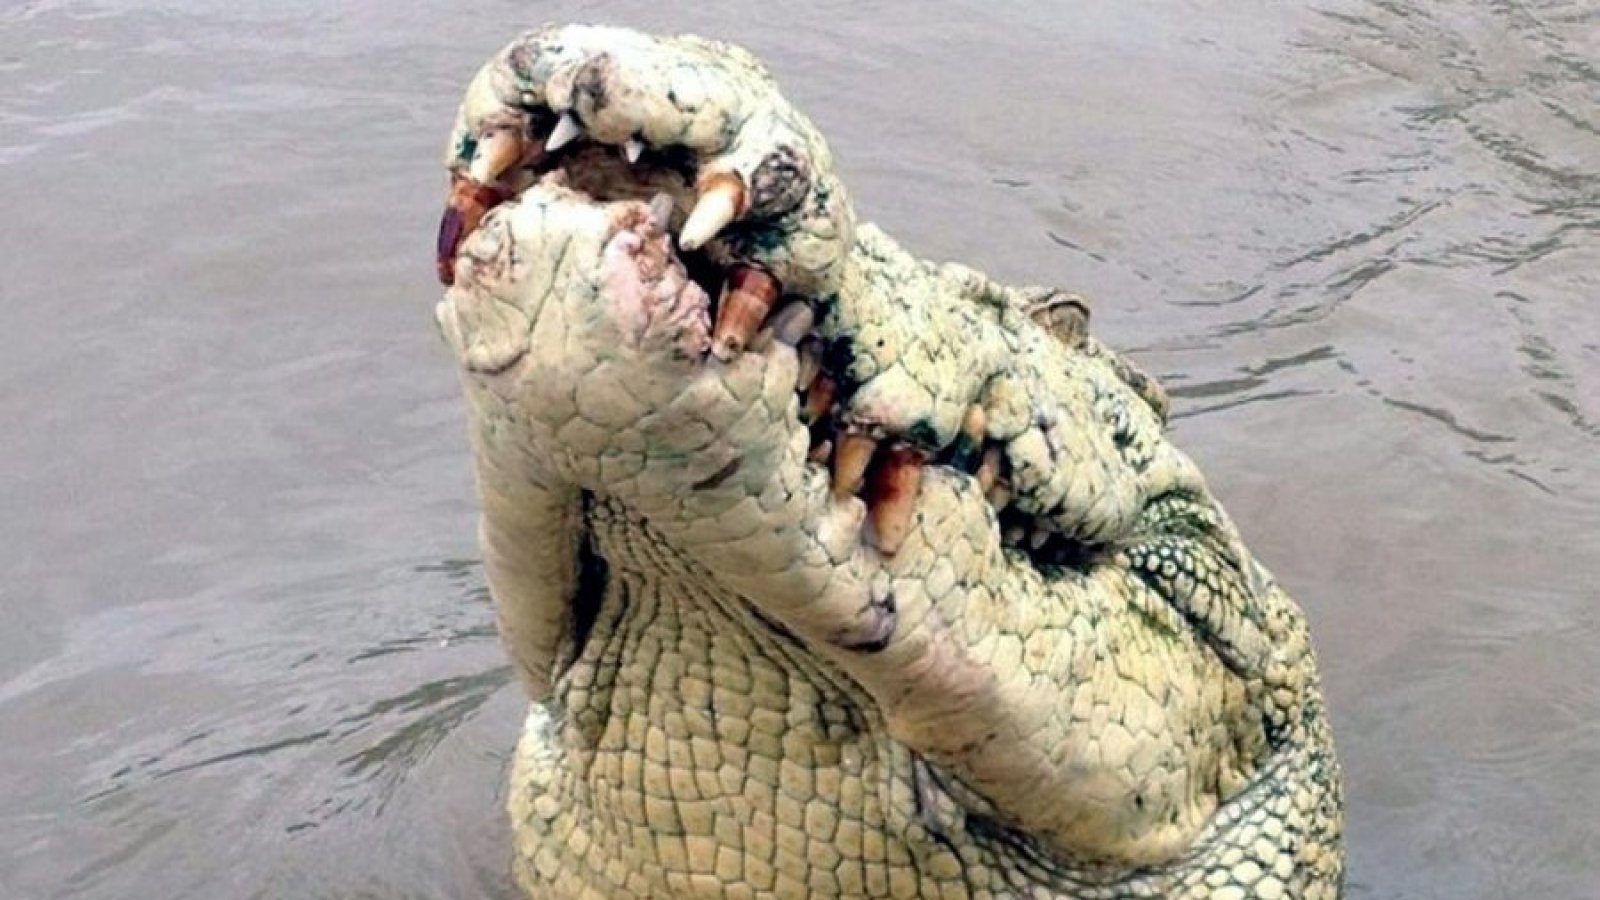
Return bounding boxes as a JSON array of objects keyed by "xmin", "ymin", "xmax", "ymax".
[{"xmin": 431, "ymin": 24, "xmax": 1344, "ymax": 899}]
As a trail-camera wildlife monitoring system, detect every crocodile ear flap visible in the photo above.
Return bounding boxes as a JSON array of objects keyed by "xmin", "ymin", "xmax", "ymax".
[
  {"xmin": 436, "ymin": 287, "xmax": 531, "ymax": 375},
  {"xmin": 1022, "ymin": 289, "xmax": 1092, "ymax": 349}
]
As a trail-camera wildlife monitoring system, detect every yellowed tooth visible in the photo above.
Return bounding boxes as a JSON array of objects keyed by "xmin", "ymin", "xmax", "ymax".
[
  {"xmin": 711, "ymin": 266, "xmax": 779, "ymax": 361},
  {"xmin": 1029, "ymin": 528, "xmax": 1050, "ymax": 550},
  {"xmin": 866, "ymin": 447, "xmax": 924, "ymax": 555},
  {"xmin": 976, "ymin": 446, "xmax": 1003, "ymax": 492},
  {"xmin": 832, "ymin": 431, "xmax": 876, "ymax": 499},
  {"xmin": 985, "ymin": 480, "xmax": 1013, "ymax": 510},
  {"xmin": 796, "ymin": 338, "xmax": 821, "ymax": 391},
  {"xmin": 808, "ymin": 439, "xmax": 832, "ymax": 465},
  {"xmin": 962, "ymin": 405, "xmax": 987, "ymax": 445},
  {"xmin": 801, "ymin": 375, "xmax": 836, "ymax": 424},
  {"xmin": 469, "ymin": 128, "xmax": 524, "ymax": 184},
  {"xmin": 437, "ymin": 174, "xmax": 511, "ymax": 286},
  {"xmin": 950, "ymin": 403, "xmax": 989, "ymax": 470},
  {"xmin": 546, "ymin": 112, "xmax": 582, "ymax": 151},
  {"xmin": 679, "ymin": 172, "xmax": 747, "ymax": 251}
]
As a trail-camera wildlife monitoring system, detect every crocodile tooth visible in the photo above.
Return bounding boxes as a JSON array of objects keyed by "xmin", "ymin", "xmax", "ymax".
[
  {"xmin": 975, "ymin": 446, "xmax": 1004, "ymax": 492},
  {"xmin": 795, "ymin": 338, "xmax": 822, "ymax": 391},
  {"xmin": 867, "ymin": 447, "xmax": 924, "ymax": 555},
  {"xmin": 754, "ymin": 299, "xmax": 813, "ymax": 352},
  {"xmin": 769, "ymin": 301, "xmax": 815, "ymax": 347},
  {"xmin": 1004, "ymin": 524, "xmax": 1026, "ymax": 546},
  {"xmin": 962, "ymin": 404, "xmax": 987, "ymax": 441},
  {"xmin": 801, "ymin": 374, "xmax": 836, "ymax": 424},
  {"xmin": 647, "ymin": 192, "xmax": 675, "ymax": 232},
  {"xmin": 808, "ymin": 439, "xmax": 832, "ymax": 465},
  {"xmin": 679, "ymin": 172, "xmax": 746, "ymax": 251},
  {"xmin": 546, "ymin": 112, "xmax": 583, "ymax": 151},
  {"xmin": 985, "ymin": 480, "xmax": 1013, "ymax": 510},
  {"xmin": 437, "ymin": 175, "xmax": 510, "ymax": 285},
  {"xmin": 832, "ymin": 431, "xmax": 876, "ymax": 499},
  {"xmin": 1029, "ymin": 528, "xmax": 1050, "ymax": 550},
  {"xmin": 469, "ymin": 128, "xmax": 524, "ymax": 184},
  {"xmin": 437, "ymin": 210, "xmax": 464, "ymax": 284},
  {"xmin": 711, "ymin": 266, "xmax": 780, "ymax": 361},
  {"xmin": 624, "ymin": 138, "xmax": 645, "ymax": 164},
  {"xmin": 950, "ymin": 404, "xmax": 988, "ymax": 470}
]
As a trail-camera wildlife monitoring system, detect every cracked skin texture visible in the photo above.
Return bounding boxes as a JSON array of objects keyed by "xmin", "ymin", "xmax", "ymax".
[{"xmin": 434, "ymin": 24, "xmax": 1344, "ymax": 899}]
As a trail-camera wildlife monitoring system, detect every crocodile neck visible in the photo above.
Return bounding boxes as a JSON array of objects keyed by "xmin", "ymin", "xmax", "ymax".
[
  {"xmin": 513, "ymin": 497, "xmax": 973, "ymax": 895},
  {"xmin": 557, "ymin": 498, "xmax": 875, "ymax": 770}
]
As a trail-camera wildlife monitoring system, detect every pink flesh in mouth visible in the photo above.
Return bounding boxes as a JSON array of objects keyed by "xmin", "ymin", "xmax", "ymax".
[{"xmin": 599, "ymin": 222, "xmax": 713, "ymax": 358}]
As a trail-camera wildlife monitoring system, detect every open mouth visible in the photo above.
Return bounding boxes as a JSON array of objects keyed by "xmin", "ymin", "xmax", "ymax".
[
  {"xmin": 434, "ymin": 104, "xmax": 1078, "ymax": 565},
  {"xmin": 432, "ymin": 106, "xmax": 1040, "ymax": 563},
  {"xmin": 432, "ymin": 105, "xmax": 943, "ymax": 552},
  {"xmin": 437, "ymin": 110, "xmax": 780, "ymax": 363}
]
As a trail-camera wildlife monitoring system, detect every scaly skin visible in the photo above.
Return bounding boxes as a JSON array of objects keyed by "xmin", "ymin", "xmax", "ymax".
[{"xmin": 434, "ymin": 24, "xmax": 1343, "ymax": 899}]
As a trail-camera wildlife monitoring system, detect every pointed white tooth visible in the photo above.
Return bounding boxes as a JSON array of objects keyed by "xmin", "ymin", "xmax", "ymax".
[
  {"xmin": 624, "ymin": 138, "xmax": 645, "ymax": 164},
  {"xmin": 469, "ymin": 129, "xmax": 522, "ymax": 184},
  {"xmin": 545, "ymin": 112, "xmax": 582, "ymax": 152},
  {"xmin": 678, "ymin": 173, "xmax": 745, "ymax": 251}
]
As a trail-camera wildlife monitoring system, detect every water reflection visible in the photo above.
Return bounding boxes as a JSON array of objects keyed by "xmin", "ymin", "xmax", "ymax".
[
  {"xmin": 334, "ymin": 666, "xmax": 513, "ymax": 816},
  {"xmin": 29, "ymin": 559, "xmax": 518, "ymax": 899}
]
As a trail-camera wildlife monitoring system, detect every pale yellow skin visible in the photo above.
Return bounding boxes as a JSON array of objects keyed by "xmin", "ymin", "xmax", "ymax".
[{"xmin": 435, "ymin": 25, "xmax": 1344, "ymax": 899}]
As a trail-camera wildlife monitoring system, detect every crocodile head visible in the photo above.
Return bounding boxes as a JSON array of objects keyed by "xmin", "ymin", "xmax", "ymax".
[{"xmin": 434, "ymin": 24, "xmax": 1345, "ymax": 899}]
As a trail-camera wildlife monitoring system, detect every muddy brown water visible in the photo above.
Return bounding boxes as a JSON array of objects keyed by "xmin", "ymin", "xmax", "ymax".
[{"xmin": 3, "ymin": 1, "xmax": 1597, "ymax": 897}]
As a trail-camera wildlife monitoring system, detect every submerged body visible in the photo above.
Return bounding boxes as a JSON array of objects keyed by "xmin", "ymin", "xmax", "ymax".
[{"xmin": 434, "ymin": 25, "xmax": 1343, "ymax": 898}]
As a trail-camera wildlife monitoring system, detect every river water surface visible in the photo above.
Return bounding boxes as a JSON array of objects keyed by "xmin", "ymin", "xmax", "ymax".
[{"xmin": 3, "ymin": 1, "xmax": 1598, "ymax": 897}]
